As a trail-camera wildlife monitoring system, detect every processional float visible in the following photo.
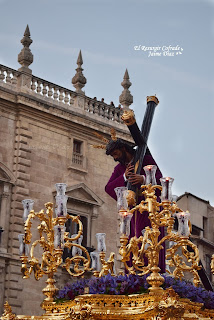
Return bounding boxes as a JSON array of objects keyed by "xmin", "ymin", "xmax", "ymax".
[{"xmin": 1, "ymin": 97, "xmax": 214, "ymax": 320}]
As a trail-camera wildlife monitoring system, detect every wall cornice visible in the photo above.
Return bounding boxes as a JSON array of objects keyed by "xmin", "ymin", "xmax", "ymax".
[{"xmin": 0, "ymin": 86, "xmax": 133, "ymax": 143}]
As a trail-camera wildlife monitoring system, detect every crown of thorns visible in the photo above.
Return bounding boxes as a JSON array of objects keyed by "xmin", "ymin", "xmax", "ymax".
[{"xmin": 92, "ymin": 128, "xmax": 133, "ymax": 155}]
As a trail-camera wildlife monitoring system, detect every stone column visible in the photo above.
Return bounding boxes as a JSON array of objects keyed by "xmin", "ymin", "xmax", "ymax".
[
  {"xmin": 0, "ymin": 189, "xmax": 10, "ymax": 252},
  {"xmin": 3, "ymin": 117, "xmax": 32, "ymax": 315},
  {"xmin": 10, "ymin": 118, "xmax": 32, "ymax": 256}
]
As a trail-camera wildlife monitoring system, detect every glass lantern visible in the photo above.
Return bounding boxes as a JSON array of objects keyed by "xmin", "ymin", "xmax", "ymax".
[
  {"xmin": 55, "ymin": 183, "xmax": 67, "ymax": 196},
  {"xmin": 55, "ymin": 183, "xmax": 68, "ymax": 217},
  {"xmin": 90, "ymin": 251, "xmax": 101, "ymax": 271},
  {"xmin": 95, "ymin": 233, "xmax": 106, "ymax": 252},
  {"xmin": 22, "ymin": 199, "xmax": 34, "ymax": 222},
  {"xmin": 55, "ymin": 195, "xmax": 68, "ymax": 217},
  {"xmin": 54, "ymin": 225, "xmax": 65, "ymax": 249},
  {"xmin": 143, "ymin": 165, "xmax": 157, "ymax": 185},
  {"xmin": 160, "ymin": 177, "xmax": 174, "ymax": 201},
  {"xmin": 18, "ymin": 234, "xmax": 29, "ymax": 255},
  {"xmin": 120, "ymin": 214, "xmax": 132, "ymax": 236},
  {"xmin": 176, "ymin": 211, "xmax": 191, "ymax": 237},
  {"xmin": 114, "ymin": 187, "xmax": 128, "ymax": 214},
  {"xmin": 72, "ymin": 234, "xmax": 83, "ymax": 256}
]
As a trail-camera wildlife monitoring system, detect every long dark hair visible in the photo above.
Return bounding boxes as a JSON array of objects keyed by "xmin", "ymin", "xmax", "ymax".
[{"xmin": 106, "ymin": 139, "xmax": 135, "ymax": 155}]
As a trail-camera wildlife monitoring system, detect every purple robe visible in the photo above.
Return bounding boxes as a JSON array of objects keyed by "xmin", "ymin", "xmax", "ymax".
[{"xmin": 105, "ymin": 151, "xmax": 165, "ymax": 272}]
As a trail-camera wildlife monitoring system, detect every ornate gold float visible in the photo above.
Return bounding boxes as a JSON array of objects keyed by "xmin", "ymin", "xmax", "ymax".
[{"xmin": 1, "ymin": 180, "xmax": 214, "ymax": 320}]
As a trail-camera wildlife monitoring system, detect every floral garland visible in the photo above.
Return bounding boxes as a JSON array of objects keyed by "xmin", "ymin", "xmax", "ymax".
[{"xmin": 56, "ymin": 274, "xmax": 214, "ymax": 309}]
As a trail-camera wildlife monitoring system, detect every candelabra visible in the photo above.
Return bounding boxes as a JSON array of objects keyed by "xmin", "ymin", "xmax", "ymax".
[
  {"xmin": 18, "ymin": 176, "xmax": 203, "ymax": 306},
  {"xmin": 116, "ymin": 166, "xmax": 201, "ymax": 295},
  {"xmin": 19, "ymin": 184, "xmax": 91, "ymax": 306}
]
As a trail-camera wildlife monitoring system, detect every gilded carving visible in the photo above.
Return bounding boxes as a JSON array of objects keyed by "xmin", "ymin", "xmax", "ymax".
[
  {"xmin": 99, "ymin": 251, "xmax": 115, "ymax": 277},
  {"xmin": 121, "ymin": 109, "xmax": 136, "ymax": 126},
  {"xmin": 70, "ymin": 304, "xmax": 92, "ymax": 320},
  {"xmin": 1, "ymin": 302, "xmax": 17, "ymax": 320},
  {"xmin": 20, "ymin": 202, "xmax": 91, "ymax": 307}
]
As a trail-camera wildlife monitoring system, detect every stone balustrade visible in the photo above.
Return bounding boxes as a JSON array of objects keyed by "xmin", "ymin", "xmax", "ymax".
[
  {"xmin": 72, "ymin": 152, "xmax": 83, "ymax": 166},
  {"xmin": 31, "ymin": 75, "xmax": 123, "ymax": 123},
  {"xmin": 0, "ymin": 64, "xmax": 20, "ymax": 85},
  {"xmin": 0, "ymin": 64, "xmax": 123, "ymax": 124},
  {"xmin": 84, "ymin": 98, "xmax": 123, "ymax": 123},
  {"xmin": 31, "ymin": 75, "xmax": 77, "ymax": 105}
]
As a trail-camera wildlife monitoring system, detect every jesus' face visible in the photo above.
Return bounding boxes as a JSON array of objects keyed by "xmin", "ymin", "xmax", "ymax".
[{"xmin": 110, "ymin": 148, "xmax": 127, "ymax": 165}]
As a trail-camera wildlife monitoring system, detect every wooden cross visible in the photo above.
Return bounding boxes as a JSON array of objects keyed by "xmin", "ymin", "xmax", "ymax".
[{"xmin": 122, "ymin": 95, "xmax": 159, "ymax": 193}]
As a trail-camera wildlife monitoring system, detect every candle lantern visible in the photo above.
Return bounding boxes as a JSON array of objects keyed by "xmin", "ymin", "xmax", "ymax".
[
  {"xmin": 114, "ymin": 187, "xmax": 128, "ymax": 215},
  {"xmin": 120, "ymin": 215, "xmax": 132, "ymax": 236},
  {"xmin": 18, "ymin": 234, "xmax": 29, "ymax": 255},
  {"xmin": 95, "ymin": 233, "xmax": 106, "ymax": 252},
  {"xmin": 54, "ymin": 225, "xmax": 65, "ymax": 249},
  {"xmin": 90, "ymin": 251, "xmax": 101, "ymax": 271},
  {"xmin": 55, "ymin": 183, "xmax": 67, "ymax": 196},
  {"xmin": 176, "ymin": 211, "xmax": 191, "ymax": 237},
  {"xmin": 72, "ymin": 234, "xmax": 83, "ymax": 256},
  {"xmin": 160, "ymin": 177, "xmax": 174, "ymax": 201},
  {"xmin": 143, "ymin": 165, "xmax": 157, "ymax": 185},
  {"xmin": 55, "ymin": 183, "xmax": 68, "ymax": 217},
  {"xmin": 115, "ymin": 187, "xmax": 132, "ymax": 236},
  {"xmin": 55, "ymin": 195, "xmax": 68, "ymax": 217},
  {"xmin": 22, "ymin": 199, "xmax": 34, "ymax": 222}
]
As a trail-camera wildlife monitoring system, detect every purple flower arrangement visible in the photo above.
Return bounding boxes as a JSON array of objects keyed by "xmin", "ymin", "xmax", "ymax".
[
  {"xmin": 56, "ymin": 273, "xmax": 214, "ymax": 309},
  {"xmin": 162, "ymin": 274, "xmax": 214, "ymax": 309}
]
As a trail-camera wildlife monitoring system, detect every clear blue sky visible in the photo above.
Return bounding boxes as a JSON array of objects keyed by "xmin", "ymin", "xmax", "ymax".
[{"xmin": 1, "ymin": 0, "xmax": 214, "ymax": 205}]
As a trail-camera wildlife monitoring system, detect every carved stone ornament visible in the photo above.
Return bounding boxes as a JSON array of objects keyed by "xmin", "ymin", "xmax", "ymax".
[
  {"xmin": 119, "ymin": 69, "xmax": 133, "ymax": 109},
  {"xmin": 72, "ymin": 50, "xmax": 87, "ymax": 94},
  {"xmin": 18, "ymin": 25, "xmax": 33, "ymax": 68}
]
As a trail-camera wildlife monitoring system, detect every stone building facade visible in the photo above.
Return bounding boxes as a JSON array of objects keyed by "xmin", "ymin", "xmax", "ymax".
[{"xmin": 0, "ymin": 26, "xmax": 133, "ymax": 316}]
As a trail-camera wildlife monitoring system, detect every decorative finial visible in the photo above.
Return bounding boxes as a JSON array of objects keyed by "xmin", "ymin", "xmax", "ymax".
[
  {"xmin": 18, "ymin": 25, "xmax": 33, "ymax": 70},
  {"xmin": 72, "ymin": 50, "xmax": 87, "ymax": 94},
  {"xmin": 77, "ymin": 50, "xmax": 83, "ymax": 65},
  {"xmin": 147, "ymin": 95, "xmax": 159, "ymax": 105},
  {"xmin": 119, "ymin": 69, "xmax": 133, "ymax": 110}
]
